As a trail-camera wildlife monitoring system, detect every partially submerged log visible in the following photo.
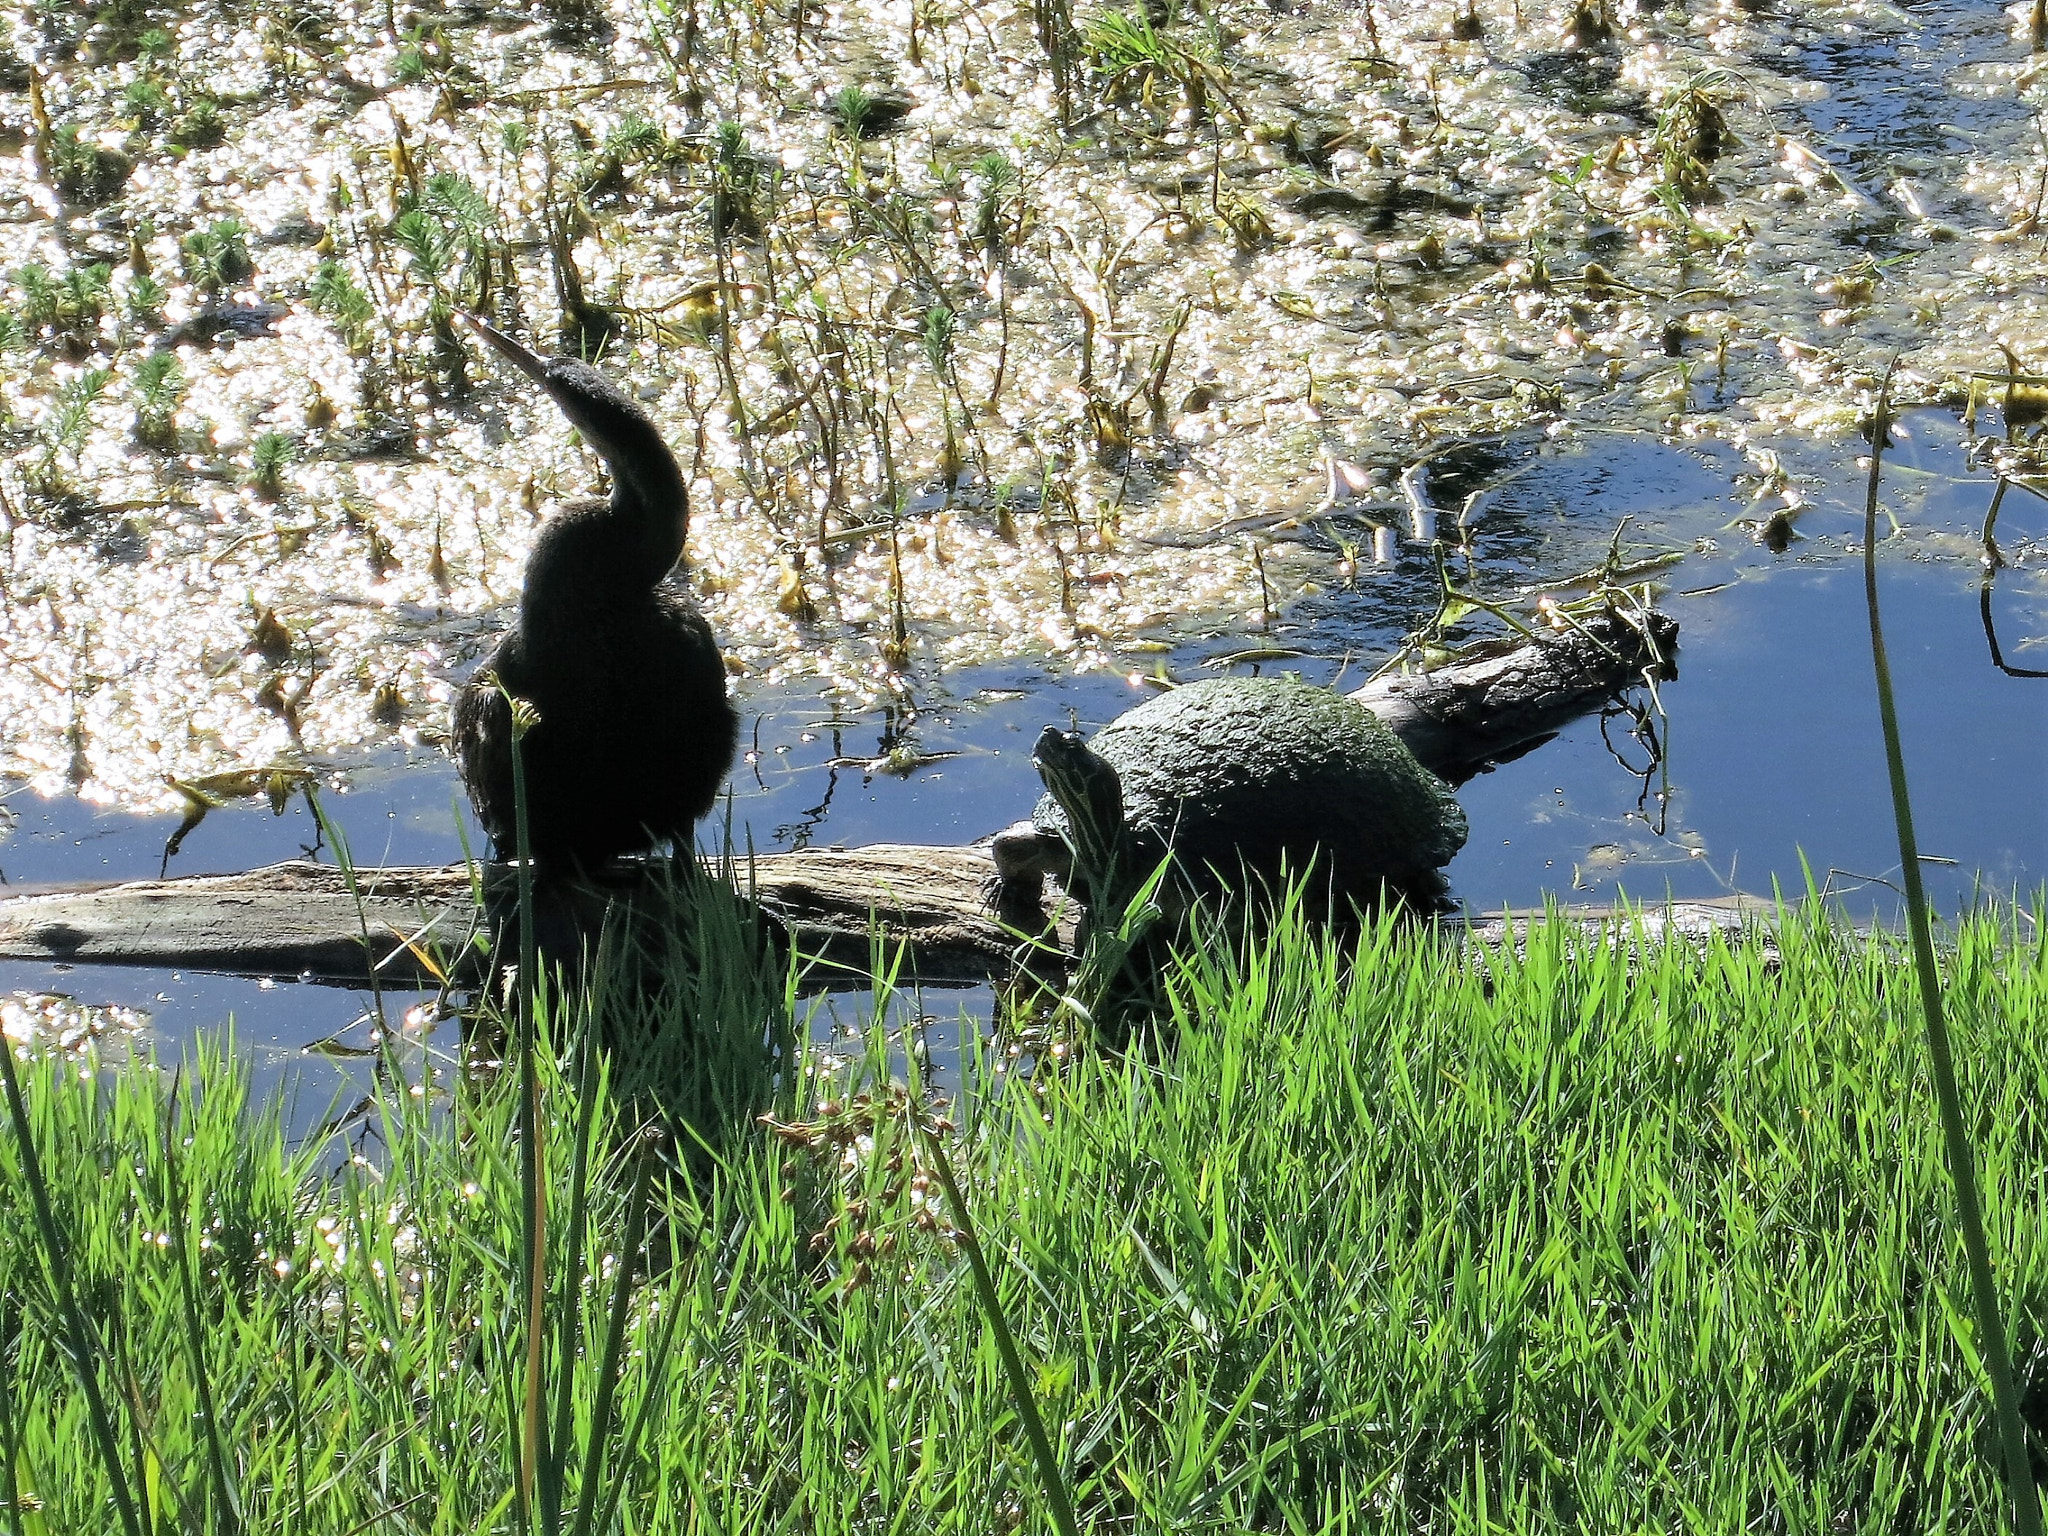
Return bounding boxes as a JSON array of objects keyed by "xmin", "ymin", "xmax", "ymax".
[
  {"xmin": 0, "ymin": 609, "xmax": 1682, "ymax": 988},
  {"xmin": 0, "ymin": 849, "xmax": 1790, "ymax": 990},
  {"xmin": 1347, "ymin": 608, "xmax": 1676, "ymax": 786},
  {"xmin": 0, "ymin": 861, "xmax": 483, "ymax": 985}
]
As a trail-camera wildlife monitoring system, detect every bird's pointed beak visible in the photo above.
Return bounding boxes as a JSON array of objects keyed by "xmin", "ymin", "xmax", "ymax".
[{"xmin": 460, "ymin": 312, "xmax": 553, "ymax": 388}]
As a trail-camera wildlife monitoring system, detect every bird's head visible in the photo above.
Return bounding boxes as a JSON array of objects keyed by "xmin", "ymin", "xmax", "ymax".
[{"xmin": 462, "ymin": 313, "xmax": 690, "ymax": 583}]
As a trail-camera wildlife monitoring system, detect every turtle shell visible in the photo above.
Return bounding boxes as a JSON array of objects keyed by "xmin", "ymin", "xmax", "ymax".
[{"xmin": 1032, "ymin": 677, "xmax": 1467, "ymax": 907}]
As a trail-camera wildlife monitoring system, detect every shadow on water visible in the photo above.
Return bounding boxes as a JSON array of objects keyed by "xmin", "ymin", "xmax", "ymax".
[{"xmin": 3, "ymin": 414, "xmax": 2045, "ymax": 1093}]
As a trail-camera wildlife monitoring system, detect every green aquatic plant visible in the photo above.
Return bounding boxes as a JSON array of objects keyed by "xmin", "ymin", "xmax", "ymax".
[
  {"xmin": 120, "ymin": 75, "xmax": 170, "ymax": 129},
  {"xmin": 970, "ymin": 151, "xmax": 1020, "ymax": 407},
  {"xmin": 578, "ymin": 112, "xmax": 670, "ymax": 203},
  {"xmin": 33, "ymin": 367, "xmax": 112, "ymax": 493},
  {"xmin": 711, "ymin": 119, "xmax": 767, "ymax": 237},
  {"xmin": 1566, "ymin": 0, "xmax": 1613, "ymax": 45},
  {"xmin": 972, "ymin": 150, "xmax": 1017, "ymax": 250},
  {"xmin": 829, "ymin": 85, "xmax": 909, "ymax": 141},
  {"xmin": 1215, "ymin": 186, "xmax": 1272, "ymax": 251},
  {"xmin": 425, "ymin": 172, "xmax": 508, "ymax": 313},
  {"xmin": 180, "ymin": 218, "xmax": 253, "ymax": 295},
  {"xmin": 830, "ymin": 84, "xmax": 876, "ymax": 140},
  {"xmin": 247, "ymin": 431, "xmax": 295, "ymax": 499},
  {"xmin": 48, "ymin": 123, "xmax": 134, "ymax": 205},
  {"xmin": 1654, "ymin": 70, "xmax": 1739, "ymax": 207},
  {"xmin": 124, "ymin": 269, "xmax": 166, "ymax": 326},
  {"xmin": 307, "ymin": 258, "xmax": 374, "ymax": 352},
  {"xmin": 605, "ymin": 112, "xmax": 664, "ymax": 163},
  {"xmin": 391, "ymin": 26, "xmax": 452, "ymax": 86},
  {"xmin": 12, "ymin": 263, "xmax": 58, "ymax": 333},
  {"xmin": 543, "ymin": 191, "xmax": 621, "ymax": 362},
  {"xmin": 1031, "ymin": 0, "xmax": 1079, "ymax": 125},
  {"xmin": 390, "ymin": 206, "xmax": 450, "ymax": 283},
  {"xmin": 12, "ymin": 260, "xmax": 111, "ymax": 350},
  {"xmin": 61, "ymin": 263, "xmax": 112, "ymax": 334},
  {"xmin": 168, "ymin": 97, "xmax": 225, "ymax": 150},
  {"xmin": 921, "ymin": 300, "xmax": 964, "ymax": 485},
  {"xmin": 1085, "ymin": 6, "xmax": 1235, "ymax": 125},
  {"xmin": 390, "ymin": 200, "xmax": 478, "ymax": 387},
  {"xmin": 131, "ymin": 350, "xmax": 185, "ymax": 447}
]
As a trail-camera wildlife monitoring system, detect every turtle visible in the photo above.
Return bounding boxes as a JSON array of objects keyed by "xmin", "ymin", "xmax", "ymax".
[{"xmin": 992, "ymin": 677, "xmax": 1469, "ymax": 918}]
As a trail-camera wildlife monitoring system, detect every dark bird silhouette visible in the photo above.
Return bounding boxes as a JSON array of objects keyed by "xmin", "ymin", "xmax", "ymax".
[{"xmin": 453, "ymin": 316, "xmax": 738, "ymax": 867}]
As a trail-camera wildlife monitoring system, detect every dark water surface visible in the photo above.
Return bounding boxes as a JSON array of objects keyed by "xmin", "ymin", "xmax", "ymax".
[
  {"xmin": 2, "ymin": 414, "xmax": 2044, "ymax": 1081},
  {"xmin": 1789, "ymin": 0, "xmax": 2025, "ymax": 211}
]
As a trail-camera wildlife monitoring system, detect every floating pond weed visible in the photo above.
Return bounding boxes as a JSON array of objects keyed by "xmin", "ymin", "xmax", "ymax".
[
  {"xmin": 178, "ymin": 219, "xmax": 252, "ymax": 297},
  {"xmin": 246, "ymin": 431, "xmax": 295, "ymax": 501},
  {"xmin": 0, "ymin": 0, "xmax": 2036, "ymax": 812}
]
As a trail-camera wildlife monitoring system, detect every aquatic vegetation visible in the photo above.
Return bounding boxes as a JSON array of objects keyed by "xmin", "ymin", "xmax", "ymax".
[
  {"xmin": 0, "ymin": 0, "xmax": 2042, "ymax": 810},
  {"xmin": 129, "ymin": 349, "xmax": 184, "ymax": 447},
  {"xmin": 245, "ymin": 429, "xmax": 294, "ymax": 499},
  {"xmin": 178, "ymin": 218, "xmax": 253, "ymax": 296},
  {"xmin": 167, "ymin": 95, "xmax": 225, "ymax": 150},
  {"xmin": 46, "ymin": 121, "xmax": 133, "ymax": 204}
]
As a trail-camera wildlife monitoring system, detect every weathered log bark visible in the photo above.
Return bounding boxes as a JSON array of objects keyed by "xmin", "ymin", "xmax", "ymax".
[
  {"xmin": 1348, "ymin": 607, "xmax": 1676, "ymax": 786},
  {"xmin": 0, "ymin": 847, "xmax": 1041, "ymax": 987},
  {"xmin": 0, "ymin": 608, "xmax": 1682, "ymax": 987}
]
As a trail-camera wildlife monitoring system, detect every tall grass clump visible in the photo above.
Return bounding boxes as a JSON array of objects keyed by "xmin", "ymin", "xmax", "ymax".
[
  {"xmin": 0, "ymin": 839, "xmax": 793, "ymax": 1534},
  {"xmin": 3, "ymin": 884, "xmax": 2047, "ymax": 1529},
  {"xmin": 966, "ymin": 896, "xmax": 2048, "ymax": 1529}
]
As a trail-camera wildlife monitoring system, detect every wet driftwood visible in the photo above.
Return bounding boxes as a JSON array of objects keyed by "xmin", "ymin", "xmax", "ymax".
[{"xmin": 0, "ymin": 609, "xmax": 1685, "ymax": 987}]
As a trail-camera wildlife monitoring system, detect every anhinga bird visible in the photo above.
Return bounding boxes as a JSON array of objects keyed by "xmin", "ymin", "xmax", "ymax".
[{"xmin": 453, "ymin": 316, "xmax": 738, "ymax": 867}]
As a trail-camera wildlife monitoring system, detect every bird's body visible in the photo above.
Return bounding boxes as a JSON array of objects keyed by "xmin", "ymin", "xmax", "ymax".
[
  {"xmin": 453, "ymin": 319, "xmax": 738, "ymax": 867},
  {"xmin": 452, "ymin": 563, "xmax": 736, "ymax": 865}
]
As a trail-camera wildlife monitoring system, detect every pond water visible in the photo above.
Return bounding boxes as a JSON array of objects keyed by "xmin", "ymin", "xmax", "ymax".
[{"xmin": 3, "ymin": 409, "xmax": 2044, "ymax": 1090}]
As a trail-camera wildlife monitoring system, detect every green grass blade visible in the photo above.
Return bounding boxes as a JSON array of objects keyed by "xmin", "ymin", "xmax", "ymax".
[
  {"xmin": 0, "ymin": 1044, "xmax": 144, "ymax": 1536},
  {"xmin": 569, "ymin": 1144, "xmax": 654, "ymax": 1536},
  {"xmin": 546, "ymin": 985, "xmax": 605, "ymax": 1530},
  {"xmin": 157, "ymin": 1085, "xmax": 242, "ymax": 1534},
  {"xmin": 908, "ymin": 1106, "xmax": 1082, "ymax": 1536}
]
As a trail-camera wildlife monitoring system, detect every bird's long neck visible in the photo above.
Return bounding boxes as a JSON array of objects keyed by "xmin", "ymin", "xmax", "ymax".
[
  {"xmin": 462, "ymin": 316, "xmax": 699, "ymax": 598},
  {"xmin": 591, "ymin": 411, "xmax": 690, "ymax": 587},
  {"xmin": 515, "ymin": 407, "xmax": 693, "ymax": 633}
]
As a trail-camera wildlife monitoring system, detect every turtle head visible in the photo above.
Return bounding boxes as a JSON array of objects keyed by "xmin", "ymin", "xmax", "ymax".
[{"xmin": 1032, "ymin": 726, "xmax": 1127, "ymax": 893}]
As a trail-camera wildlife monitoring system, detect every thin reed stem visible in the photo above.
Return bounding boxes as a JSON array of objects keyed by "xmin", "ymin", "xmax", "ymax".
[
  {"xmin": 907, "ymin": 1104, "xmax": 1082, "ymax": 1536},
  {"xmin": 1862, "ymin": 363, "xmax": 2043, "ymax": 1536},
  {"xmin": 508, "ymin": 692, "xmax": 549, "ymax": 1534}
]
